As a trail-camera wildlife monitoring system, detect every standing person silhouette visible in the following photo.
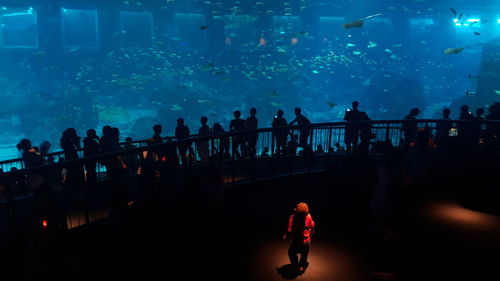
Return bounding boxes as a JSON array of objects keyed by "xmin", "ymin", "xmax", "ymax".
[
  {"xmin": 229, "ymin": 110, "xmax": 246, "ymax": 159},
  {"xmin": 401, "ymin": 107, "xmax": 420, "ymax": 148},
  {"xmin": 435, "ymin": 108, "xmax": 452, "ymax": 149},
  {"xmin": 272, "ymin": 109, "xmax": 288, "ymax": 156},
  {"xmin": 175, "ymin": 118, "xmax": 191, "ymax": 166},
  {"xmin": 283, "ymin": 202, "xmax": 315, "ymax": 274},
  {"xmin": 289, "ymin": 107, "xmax": 312, "ymax": 154},
  {"xmin": 83, "ymin": 129, "xmax": 100, "ymax": 184},
  {"xmin": 245, "ymin": 108, "xmax": 259, "ymax": 157},
  {"xmin": 197, "ymin": 116, "xmax": 210, "ymax": 163},
  {"xmin": 344, "ymin": 101, "xmax": 364, "ymax": 153}
]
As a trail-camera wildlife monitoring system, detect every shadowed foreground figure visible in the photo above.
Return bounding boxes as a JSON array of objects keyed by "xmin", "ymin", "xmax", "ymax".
[{"xmin": 282, "ymin": 202, "xmax": 315, "ymax": 274}]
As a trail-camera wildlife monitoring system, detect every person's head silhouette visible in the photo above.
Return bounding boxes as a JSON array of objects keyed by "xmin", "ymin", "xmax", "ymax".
[
  {"xmin": 294, "ymin": 107, "xmax": 301, "ymax": 116},
  {"xmin": 352, "ymin": 101, "xmax": 359, "ymax": 109},
  {"xmin": 250, "ymin": 108, "xmax": 257, "ymax": 117},
  {"xmin": 410, "ymin": 108, "xmax": 420, "ymax": 117},
  {"xmin": 443, "ymin": 108, "xmax": 451, "ymax": 118},
  {"xmin": 153, "ymin": 124, "xmax": 162, "ymax": 134}
]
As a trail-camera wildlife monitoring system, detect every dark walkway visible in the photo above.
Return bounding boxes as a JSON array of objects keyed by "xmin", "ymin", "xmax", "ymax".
[{"xmin": 1, "ymin": 161, "xmax": 500, "ymax": 281}]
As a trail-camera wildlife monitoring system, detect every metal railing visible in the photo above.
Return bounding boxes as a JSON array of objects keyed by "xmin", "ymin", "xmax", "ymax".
[
  {"xmin": 0, "ymin": 119, "xmax": 498, "ymax": 236},
  {"xmin": 1, "ymin": 119, "xmax": 499, "ymax": 174}
]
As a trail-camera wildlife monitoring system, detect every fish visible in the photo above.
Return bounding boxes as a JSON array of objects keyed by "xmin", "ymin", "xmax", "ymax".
[
  {"xmin": 293, "ymin": 30, "xmax": 307, "ymax": 37},
  {"xmin": 170, "ymin": 104, "xmax": 183, "ymax": 111},
  {"xmin": 326, "ymin": 102, "xmax": 337, "ymax": 108},
  {"xmin": 469, "ymin": 21, "xmax": 479, "ymax": 27},
  {"xmin": 495, "ymin": 90, "xmax": 500, "ymax": 95},
  {"xmin": 341, "ymin": 20, "xmax": 363, "ymax": 29},
  {"xmin": 213, "ymin": 71, "xmax": 225, "ymax": 75},
  {"xmin": 200, "ymin": 25, "xmax": 209, "ymax": 30},
  {"xmin": 197, "ymin": 99, "xmax": 211, "ymax": 104},
  {"xmin": 443, "ymin": 47, "xmax": 465, "ymax": 54},
  {"xmin": 468, "ymin": 74, "xmax": 479, "ymax": 79},
  {"xmin": 450, "ymin": 8, "xmax": 457, "ymax": 18},
  {"xmin": 466, "ymin": 90, "xmax": 476, "ymax": 96},
  {"xmin": 474, "ymin": 32, "xmax": 481, "ymax": 35},
  {"xmin": 200, "ymin": 62, "xmax": 215, "ymax": 70},
  {"xmin": 341, "ymin": 13, "xmax": 383, "ymax": 29},
  {"xmin": 269, "ymin": 102, "xmax": 284, "ymax": 108},
  {"xmin": 269, "ymin": 90, "xmax": 280, "ymax": 97}
]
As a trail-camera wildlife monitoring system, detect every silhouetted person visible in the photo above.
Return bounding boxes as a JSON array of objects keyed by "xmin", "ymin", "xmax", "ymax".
[
  {"xmin": 60, "ymin": 128, "xmax": 84, "ymax": 186},
  {"xmin": 476, "ymin": 108, "xmax": 485, "ymax": 121},
  {"xmin": 315, "ymin": 144, "xmax": 325, "ymax": 154},
  {"xmin": 344, "ymin": 101, "xmax": 364, "ymax": 153},
  {"xmin": 104, "ymin": 127, "xmax": 128, "ymax": 217},
  {"xmin": 122, "ymin": 137, "xmax": 140, "ymax": 173},
  {"xmin": 145, "ymin": 124, "xmax": 165, "ymax": 165},
  {"xmin": 283, "ymin": 202, "xmax": 315, "ymax": 274},
  {"xmin": 100, "ymin": 125, "xmax": 113, "ymax": 152},
  {"xmin": 39, "ymin": 140, "xmax": 54, "ymax": 164},
  {"xmin": 163, "ymin": 138, "xmax": 180, "ymax": 168},
  {"xmin": 100, "ymin": 125, "xmax": 124, "ymax": 178},
  {"xmin": 434, "ymin": 108, "xmax": 452, "ymax": 149},
  {"xmin": 334, "ymin": 142, "xmax": 345, "ymax": 153},
  {"xmin": 230, "ymin": 110, "xmax": 246, "ymax": 159},
  {"xmin": 83, "ymin": 129, "xmax": 100, "ymax": 184},
  {"xmin": 197, "ymin": 116, "xmax": 210, "ymax": 163},
  {"xmin": 151, "ymin": 124, "xmax": 163, "ymax": 144},
  {"xmin": 17, "ymin": 138, "xmax": 43, "ymax": 168},
  {"xmin": 289, "ymin": 107, "xmax": 312, "ymax": 154},
  {"xmin": 245, "ymin": 108, "xmax": 259, "ymax": 157},
  {"xmin": 212, "ymin": 123, "xmax": 230, "ymax": 160},
  {"xmin": 401, "ymin": 107, "xmax": 420, "ymax": 148},
  {"xmin": 175, "ymin": 118, "xmax": 191, "ymax": 165},
  {"xmin": 272, "ymin": 109, "xmax": 288, "ymax": 156}
]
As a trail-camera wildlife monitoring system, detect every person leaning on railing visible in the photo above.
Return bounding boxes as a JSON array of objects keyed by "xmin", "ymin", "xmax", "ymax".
[{"xmin": 16, "ymin": 138, "xmax": 43, "ymax": 169}]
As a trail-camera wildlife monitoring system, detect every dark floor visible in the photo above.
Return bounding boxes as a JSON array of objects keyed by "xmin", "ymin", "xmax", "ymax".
[{"xmin": 1, "ymin": 168, "xmax": 500, "ymax": 281}]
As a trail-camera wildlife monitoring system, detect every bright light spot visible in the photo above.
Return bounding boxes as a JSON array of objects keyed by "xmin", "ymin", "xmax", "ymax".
[
  {"xmin": 42, "ymin": 220, "xmax": 48, "ymax": 228},
  {"xmin": 467, "ymin": 18, "xmax": 480, "ymax": 22},
  {"xmin": 497, "ymin": 19, "xmax": 500, "ymax": 24},
  {"xmin": 453, "ymin": 19, "xmax": 459, "ymax": 23}
]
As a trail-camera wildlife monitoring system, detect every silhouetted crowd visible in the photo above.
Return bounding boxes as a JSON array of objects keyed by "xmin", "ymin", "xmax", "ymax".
[{"xmin": 9, "ymin": 101, "xmax": 500, "ymax": 186}]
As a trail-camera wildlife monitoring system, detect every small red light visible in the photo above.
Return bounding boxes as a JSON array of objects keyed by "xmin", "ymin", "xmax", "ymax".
[{"xmin": 42, "ymin": 220, "xmax": 48, "ymax": 228}]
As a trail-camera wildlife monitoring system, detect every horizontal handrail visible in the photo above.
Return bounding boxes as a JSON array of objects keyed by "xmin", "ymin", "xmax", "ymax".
[{"xmin": 1, "ymin": 118, "xmax": 499, "ymax": 172}]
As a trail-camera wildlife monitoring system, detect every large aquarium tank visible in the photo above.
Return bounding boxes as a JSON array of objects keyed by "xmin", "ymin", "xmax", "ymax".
[{"xmin": 0, "ymin": 0, "xmax": 499, "ymax": 160}]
